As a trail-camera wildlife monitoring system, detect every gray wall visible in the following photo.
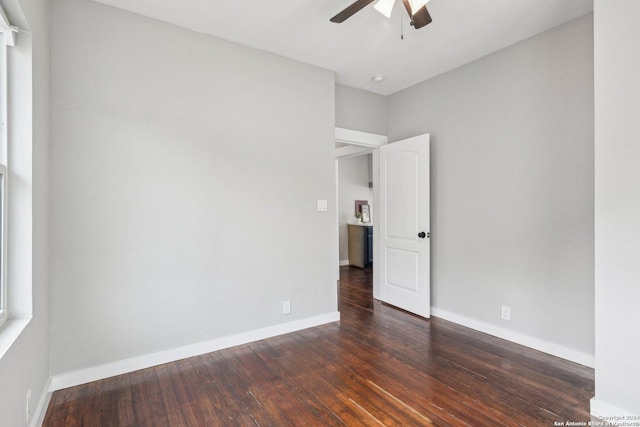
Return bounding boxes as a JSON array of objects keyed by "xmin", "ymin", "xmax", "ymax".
[
  {"xmin": 336, "ymin": 84, "xmax": 387, "ymax": 136},
  {"xmin": 388, "ymin": 14, "xmax": 594, "ymax": 356},
  {"xmin": 50, "ymin": 0, "xmax": 337, "ymax": 375},
  {"xmin": 0, "ymin": 0, "xmax": 50, "ymax": 425},
  {"xmin": 0, "ymin": 3, "xmax": 602, "ymax": 422},
  {"xmin": 338, "ymin": 155, "xmax": 373, "ymax": 263},
  {"xmin": 594, "ymin": 0, "xmax": 640, "ymax": 415}
]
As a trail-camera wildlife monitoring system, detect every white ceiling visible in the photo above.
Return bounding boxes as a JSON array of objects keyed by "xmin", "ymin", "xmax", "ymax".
[{"xmin": 90, "ymin": 0, "xmax": 593, "ymax": 96}]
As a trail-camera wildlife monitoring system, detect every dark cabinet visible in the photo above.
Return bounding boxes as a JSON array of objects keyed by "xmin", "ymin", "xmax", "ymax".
[
  {"xmin": 367, "ymin": 227, "xmax": 373, "ymax": 265},
  {"xmin": 348, "ymin": 224, "xmax": 373, "ymax": 268}
]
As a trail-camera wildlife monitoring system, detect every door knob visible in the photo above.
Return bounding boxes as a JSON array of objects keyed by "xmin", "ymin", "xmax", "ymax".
[{"xmin": 418, "ymin": 232, "xmax": 426, "ymax": 238}]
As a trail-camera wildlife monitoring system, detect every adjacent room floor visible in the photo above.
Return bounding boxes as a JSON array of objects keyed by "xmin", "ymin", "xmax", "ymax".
[{"xmin": 43, "ymin": 266, "xmax": 594, "ymax": 426}]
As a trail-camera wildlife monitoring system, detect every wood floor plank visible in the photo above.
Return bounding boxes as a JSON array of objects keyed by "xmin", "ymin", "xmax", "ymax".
[
  {"xmin": 202, "ymin": 350, "xmax": 281, "ymax": 426},
  {"xmin": 129, "ymin": 367, "xmax": 171, "ymax": 427},
  {"xmin": 81, "ymin": 378, "xmax": 107, "ymax": 426},
  {"xmin": 42, "ymin": 266, "xmax": 594, "ymax": 426},
  {"xmin": 179, "ymin": 356, "xmax": 236, "ymax": 426}
]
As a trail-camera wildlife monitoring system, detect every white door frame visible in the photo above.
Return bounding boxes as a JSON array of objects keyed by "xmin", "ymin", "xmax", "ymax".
[{"xmin": 334, "ymin": 127, "xmax": 387, "ymax": 299}]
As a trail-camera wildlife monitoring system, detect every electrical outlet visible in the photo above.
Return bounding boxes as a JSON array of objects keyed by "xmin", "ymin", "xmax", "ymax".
[
  {"xmin": 25, "ymin": 389, "xmax": 31, "ymax": 423},
  {"xmin": 501, "ymin": 305, "xmax": 511, "ymax": 321},
  {"xmin": 282, "ymin": 300, "xmax": 291, "ymax": 315}
]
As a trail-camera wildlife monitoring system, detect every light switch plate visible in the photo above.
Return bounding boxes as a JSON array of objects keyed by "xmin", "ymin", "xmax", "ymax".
[{"xmin": 317, "ymin": 199, "xmax": 328, "ymax": 212}]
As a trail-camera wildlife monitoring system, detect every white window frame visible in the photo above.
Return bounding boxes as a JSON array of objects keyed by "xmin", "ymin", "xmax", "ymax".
[
  {"xmin": 0, "ymin": 28, "xmax": 7, "ymax": 329},
  {"xmin": 0, "ymin": 4, "xmax": 31, "ymax": 359},
  {"xmin": 0, "ymin": 165, "xmax": 6, "ymax": 328},
  {"xmin": 0, "ymin": 3, "xmax": 15, "ymax": 329}
]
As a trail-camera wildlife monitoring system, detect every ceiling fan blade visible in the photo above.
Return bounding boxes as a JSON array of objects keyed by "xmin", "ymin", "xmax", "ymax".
[
  {"xmin": 401, "ymin": 0, "xmax": 413, "ymax": 18},
  {"xmin": 411, "ymin": 6, "xmax": 432, "ymax": 28},
  {"xmin": 401, "ymin": 0, "xmax": 432, "ymax": 28},
  {"xmin": 330, "ymin": 0, "xmax": 377, "ymax": 23}
]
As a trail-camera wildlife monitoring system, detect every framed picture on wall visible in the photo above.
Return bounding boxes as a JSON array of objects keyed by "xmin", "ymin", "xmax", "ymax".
[
  {"xmin": 355, "ymin": 200, "xmax": 368, "ymax": 216},
  {"xmin": 361, "ymin": 204, "xmax": 370, "ymax": 223}
]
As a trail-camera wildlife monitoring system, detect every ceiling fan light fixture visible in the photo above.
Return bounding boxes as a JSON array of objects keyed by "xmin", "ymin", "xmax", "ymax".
[
  {"xmin": 409, "ymin": 0, "xmax": 430, "ymax": 15},
  {"xmin": 374, "ymin": 0, "xmax": 395, "ymax": 18},
  {"xmin": 372, "ymin": 74, "xmax": 385, "ymax": 83}
]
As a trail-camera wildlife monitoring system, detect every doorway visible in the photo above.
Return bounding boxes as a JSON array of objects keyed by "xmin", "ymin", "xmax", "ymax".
[
  {"xmin": 334, "ymin": 127, "xmax": 387, "ymax": 300},
  {"xmin": 337, "ymin": 153, "xmax": 373, "ymax": 267},
  {"xmin": 335, "ymin": 128, "xmax": 432, "ymax": 319}
]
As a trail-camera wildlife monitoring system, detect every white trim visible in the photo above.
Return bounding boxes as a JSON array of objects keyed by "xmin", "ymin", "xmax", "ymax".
[
  {"xmin": 590, "ymin": 397, "xmax": 638, "ymax": 421},
  {"xmin": 339, "ymin": 259, "xmax": 350, "ymax": 266},
  {"xmin": 0, "ymin": 6, "xmax": 17, "ymax": 47},
  {"xmin": 0, "ymin": 164, "xmax": 6, "ymax": 327},
  {"xmin": 335, "ymin": 144, "xmax": 373, "ymax": 158},
  {"xmin": 0, "ymin": 317, "xmax": 30, "ymax": 359},
  {"xmin": 431, "ymin": 307, "xmax": 595, "ymax": 368},
  {"xmin": 31, "ymin": 378, "xmax": 52, "ymax": 427},
  {"xmin": 371, "ymin": 149, "xmax": 380, "ymax": 300},
  {"xmin": 335, "ymin": 159, "xmax": 340, "ymax": 282},
  {"xmin": 0, "ymin": 31, "xmax": 5, "ymax": 330},
  {"xmin": 335, "ymin": 127, "xmax": 387, "ymax": 147},
  {"xmin": 49, "ymin": 311, "xmax": 340, "ymax": 392}
]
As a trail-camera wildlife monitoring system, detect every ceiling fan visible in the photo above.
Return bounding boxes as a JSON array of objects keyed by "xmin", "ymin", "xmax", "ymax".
[{"xmin": 330, "ymin": 0, "xmax": 432, "ymax": 29}]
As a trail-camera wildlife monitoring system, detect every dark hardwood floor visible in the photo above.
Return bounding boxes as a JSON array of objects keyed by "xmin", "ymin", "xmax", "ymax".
[{"xmin": 43, "ymin": 266, "xmax": 594, "ymax": 426}]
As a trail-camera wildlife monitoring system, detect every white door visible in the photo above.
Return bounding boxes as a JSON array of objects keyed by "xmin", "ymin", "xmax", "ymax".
[{"xmin": 379, "ymin": 134, "xmax": 430, "ymax": 318}]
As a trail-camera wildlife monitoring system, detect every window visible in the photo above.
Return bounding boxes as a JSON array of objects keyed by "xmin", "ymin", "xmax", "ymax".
[
  {"xmin": 0, "ymin": 3, "xmax": 32, "ymax": 358},
  {"xmin": 0, "ymin": 5, "xmax": 12, "ymax": 329}
]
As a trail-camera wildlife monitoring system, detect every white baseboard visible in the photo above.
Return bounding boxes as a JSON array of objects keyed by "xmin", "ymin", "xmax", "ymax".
[
  {"xmin": 591, "ymin": 397, "xmax": 638, "ymax": 421},
  {"xmin": 31, "ymin": 377, "xmax": 52, "ymax": 427},
  {"xmin": 431, "ymin": 307, "xmax": 595, "ymax": 368},
  {"xmin": 339, "ymin": 260, "xmax": 350, "ymax": 266},
  {"xmin": 49, "ymin": 311, "xmax": 340, "ymax": 392}
]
